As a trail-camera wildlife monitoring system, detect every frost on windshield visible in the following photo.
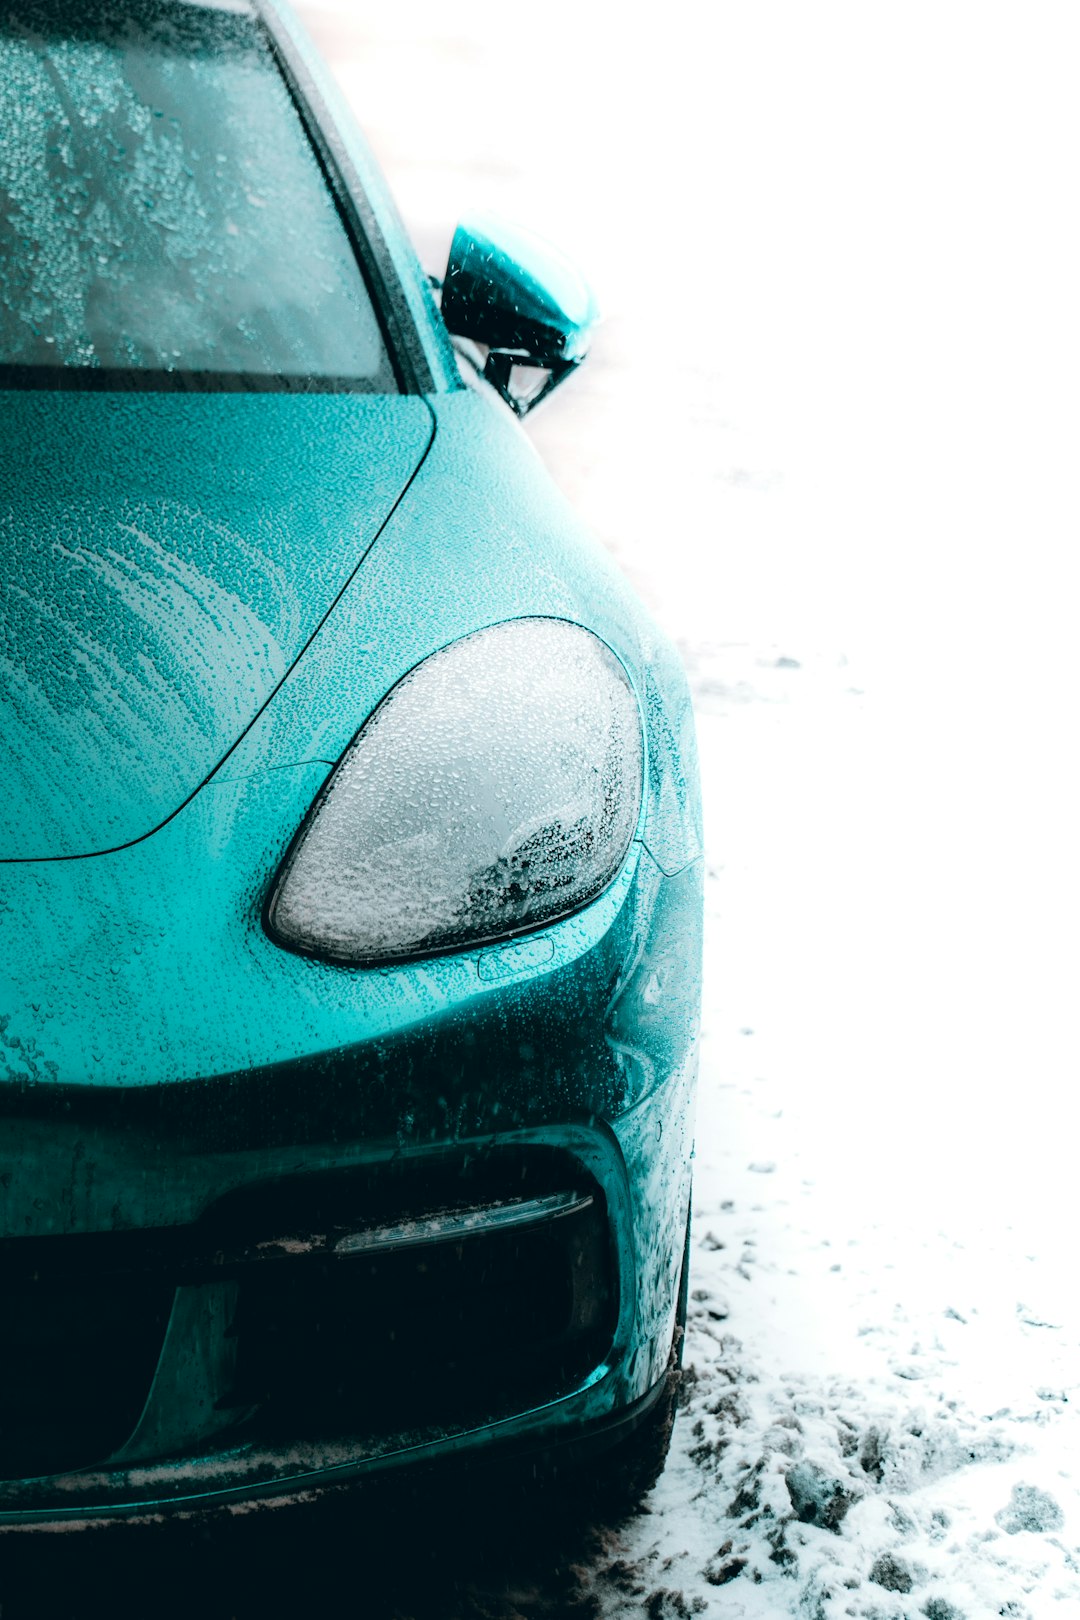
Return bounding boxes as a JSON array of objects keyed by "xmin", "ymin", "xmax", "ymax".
[
  {"xmin": 269, "ymin": 619, "xmax": 644, "ymax": 964},
  {"xmin": 0, "ymin": 0, "xmax": 393, "ymax": 388}
]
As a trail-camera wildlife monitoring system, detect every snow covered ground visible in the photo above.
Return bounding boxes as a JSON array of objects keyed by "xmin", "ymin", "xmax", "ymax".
[
  {"xmin": 297, "ymin": 4, "xmax": 1080, "ymax": 1615},
  {"xmin": 576, "ymin": 659, "xmax": 1080, "ymax": 1620}
]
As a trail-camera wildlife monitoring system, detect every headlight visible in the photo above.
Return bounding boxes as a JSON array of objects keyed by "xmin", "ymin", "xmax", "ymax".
[{"xmin": 266, "ymin": 618, "xmax": 643, "ymax": 965}]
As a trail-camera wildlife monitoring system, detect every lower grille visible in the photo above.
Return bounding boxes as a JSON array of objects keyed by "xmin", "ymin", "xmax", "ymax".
[
  {"xmin": 0, "ymin": 1272, "xmax": 172, "ymax": 1480},
  {"xmin": 227, "ymin": 1184, "xmax": 612, "ymax": 1440},
  {"xmin": 0, "ymin": 1144, "xmax": 617, "ymax": 1477}
]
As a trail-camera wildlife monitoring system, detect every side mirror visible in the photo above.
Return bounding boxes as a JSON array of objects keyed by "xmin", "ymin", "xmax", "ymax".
[{"xmin": 440, "ymin": 214, "xmax": 599, "ymax": 417}]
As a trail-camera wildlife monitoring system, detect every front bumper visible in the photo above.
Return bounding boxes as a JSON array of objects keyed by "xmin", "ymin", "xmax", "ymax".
[
  {"xmin": 0, "ymin": 797, "xmax": 701, "ymax": 1523},
  {"xmin": 0, "ymin": 1110, "xmax": 684, "ymax": 1526}
]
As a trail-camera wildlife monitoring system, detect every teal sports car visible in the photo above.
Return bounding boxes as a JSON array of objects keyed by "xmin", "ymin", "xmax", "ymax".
[{"xmin": 0, "ymin": 0, "xmax": 703, "ymax": 1525}]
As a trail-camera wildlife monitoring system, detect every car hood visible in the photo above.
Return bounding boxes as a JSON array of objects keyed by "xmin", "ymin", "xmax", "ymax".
[{"xmin": 0, "ymin": 388, "xmax": 434, "ymax": 861}]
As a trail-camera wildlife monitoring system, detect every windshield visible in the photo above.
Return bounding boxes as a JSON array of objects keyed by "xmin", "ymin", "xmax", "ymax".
[{"xmin": 0, "ymin": 0, "xmax": 396, "ymax": 391}]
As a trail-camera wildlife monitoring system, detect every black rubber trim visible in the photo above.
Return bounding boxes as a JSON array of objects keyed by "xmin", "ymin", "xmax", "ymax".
[{"xmin": 0, "ymin": 366, "xmax": 395, "ymax": 396}]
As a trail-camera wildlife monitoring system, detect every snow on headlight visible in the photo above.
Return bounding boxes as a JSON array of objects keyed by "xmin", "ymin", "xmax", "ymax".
[{"xmin": 267, "ymin": 618, "xmax": 643, "ymax": 965}]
